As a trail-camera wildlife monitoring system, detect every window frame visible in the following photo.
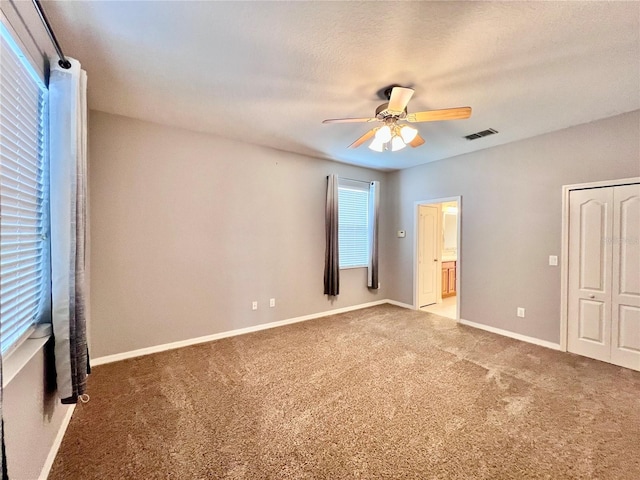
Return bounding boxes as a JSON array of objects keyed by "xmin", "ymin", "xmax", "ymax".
[{"xmin": 337, "ymin": 178, "xmax": 371, "ymax": 270}]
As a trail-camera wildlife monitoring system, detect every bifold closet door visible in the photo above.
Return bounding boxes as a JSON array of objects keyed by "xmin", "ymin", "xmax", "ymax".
[
  {"xmin": 567, "ymin": 183, "xmax": 640, "ymax": 371},
  {"xmin": 567, "ymin": 187, "xmax": 613, "ymax": 364},
  {"xmin": 610, "ymin": 184, "xmax": 640, "ymax": 370}
]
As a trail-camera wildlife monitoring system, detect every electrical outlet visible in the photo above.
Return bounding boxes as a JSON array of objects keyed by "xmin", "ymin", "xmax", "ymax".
[
  {"xmin": 252, "ymin": 301, "xmax": 258, "ymax": 310},
  {"xmin": 269, "ymin": 298, "xmax": 275, "ymax": 307},
  {"xmin": 517, "ymin": 307, "xmax": 525, "ymax": 318}
]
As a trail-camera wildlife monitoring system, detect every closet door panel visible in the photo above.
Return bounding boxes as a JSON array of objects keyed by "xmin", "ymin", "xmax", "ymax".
[
  {"xmin": 611, "ymin": 184, "xmax": 640, "ymax": 370},
  {"xmin": 567, "ymin": 188, "xmax": 613, "ymax": 363},
  {"xmin": 617, "ymin": 306, "xmax": 640, "ymax": 352}
]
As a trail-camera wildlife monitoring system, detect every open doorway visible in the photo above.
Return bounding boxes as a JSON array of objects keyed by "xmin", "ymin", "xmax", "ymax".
[{"xmin": 413, "ymin": 197, "xmax": 461, "ymax": 320}]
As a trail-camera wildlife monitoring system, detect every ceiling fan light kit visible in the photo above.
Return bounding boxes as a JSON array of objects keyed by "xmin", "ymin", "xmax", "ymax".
[
  {"xmin": 367, "ymin": 124, "xmax": 417, "ymax": 152},
  {"xmin": 323, "ymin": 86, "xmax": 472, "ymax": 153}
]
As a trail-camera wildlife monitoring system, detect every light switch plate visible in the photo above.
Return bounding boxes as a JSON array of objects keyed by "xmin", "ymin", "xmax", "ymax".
[
  {"xmin": 397, "ymin": 230, "xmax": 406, "ymax": 238},
  {"xmin": 517, "ymin": 307, "xmax": 525, "ymax": 318},
  {"xmin": 549, "ymin": 255, "xmax": 558, "ymax": 266}
]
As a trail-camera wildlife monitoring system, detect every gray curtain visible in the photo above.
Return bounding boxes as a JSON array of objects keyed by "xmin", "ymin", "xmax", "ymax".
[
  {"xmin": 324, "ymin": 174, "xmax": 340, "ymax": 296},
  {"xmin": 49, "ymin": 57, "xmax": 90, "ymax": 404},
  {"xmin": 368, "ymin": 181, "xmax": 380, "ymax": 289}
]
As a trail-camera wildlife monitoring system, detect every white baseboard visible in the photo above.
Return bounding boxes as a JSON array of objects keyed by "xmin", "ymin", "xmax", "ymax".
[
  {"xmin": 39, "ymin": 404, "xmax": 75, "ymax": 480},
  {"xmin": 92, "ymin": 299, "xmax": 393, "ymax": 366},
  {"xmin": 386, "ymin": 299, "xmax": 415, "ymax": 310},
  {"xmin": 458, "ymin": 318, "xmax": 562, "ymax": 351}
]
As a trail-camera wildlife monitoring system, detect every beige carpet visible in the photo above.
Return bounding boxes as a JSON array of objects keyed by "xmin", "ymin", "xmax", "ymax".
[{"xmin": 50, "ymin": 305, "xmax": 640, "ymax": 479}]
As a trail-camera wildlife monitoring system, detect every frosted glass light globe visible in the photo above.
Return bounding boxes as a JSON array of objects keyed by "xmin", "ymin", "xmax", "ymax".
[
  {"xmin": 400, "ymin": 125, "xmax": 418, "ymax": 143},
  {"xmin": 391, "ymin": 135, "xmax": 406, "ymax": 151},
  {"xmin": 375, "ymin": 125, "xmax": 392, "ymax": 143},
  {"xmin": 368, "ymin": 137, "xmax": 385, "ymax": 152}
]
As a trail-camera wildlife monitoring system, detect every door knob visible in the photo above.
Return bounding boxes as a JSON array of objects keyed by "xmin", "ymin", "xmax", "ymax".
[
  {"xmin": 433, "ymin": 259, "xmax": 437, "ymax": 262},
  {"xmin": 589, "ymin": 294, "xmax": 595, "ymax": 299}
]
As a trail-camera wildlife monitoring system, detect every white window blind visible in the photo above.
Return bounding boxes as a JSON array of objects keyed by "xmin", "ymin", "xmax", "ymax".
[
  {"xmin": 0, "ymin": 24, "xmax": 48, "ymax": 354},
  {"xmin": 338, "ymin": 180, "xmax": 369, "ymax": 268}
]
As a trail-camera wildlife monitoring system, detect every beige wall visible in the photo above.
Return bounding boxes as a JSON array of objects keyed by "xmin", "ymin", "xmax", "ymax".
[
  {"xmin": 3, "ymin": 344, "xmax": 73, "ymax": 479},
  {"xmin": 88, "ymin": 111, "xmax": 390, "ymax": 358},
  {"xmin": 386, "ymin": 110, "xmax": 640, "ymax": 343}
]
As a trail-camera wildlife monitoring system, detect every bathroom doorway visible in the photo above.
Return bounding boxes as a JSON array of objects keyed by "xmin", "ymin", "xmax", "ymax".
[{"xmin": 414, "ymin": 197, "xmax": 460, "ymax": 320}]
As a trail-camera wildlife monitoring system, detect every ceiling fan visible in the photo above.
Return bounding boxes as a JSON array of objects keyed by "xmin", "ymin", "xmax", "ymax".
[{"xmin": 322, "ymin": 86, "xmax": 472, "ymax": 152}]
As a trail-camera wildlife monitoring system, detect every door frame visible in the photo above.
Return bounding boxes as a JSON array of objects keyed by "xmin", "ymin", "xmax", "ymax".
[
  {"xmin": 413, "ymin": 195, "xmax": 462, "ymax": 320},
  {"xmin": 559, "ymin": 177, "xmax": 640, "ymax": 351}
]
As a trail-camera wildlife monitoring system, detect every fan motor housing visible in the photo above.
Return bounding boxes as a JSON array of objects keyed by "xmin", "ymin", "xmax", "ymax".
[{"xmin": 376, "ymin": 102, "xmax": 407, "ymax": 120}]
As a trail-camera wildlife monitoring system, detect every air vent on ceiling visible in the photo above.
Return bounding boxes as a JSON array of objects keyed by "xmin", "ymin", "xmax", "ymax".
[{"xmin": 464, "ymin": 128, "xmax": 498, "ymax": 141}]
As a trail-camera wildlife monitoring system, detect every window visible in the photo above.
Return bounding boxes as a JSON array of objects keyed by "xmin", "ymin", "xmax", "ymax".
[
  {"xmin": 338, "ymin": 179, "xmax": 370, "ymax": 268},
  {"xmin": 0, "ymin": 23, "xmax": 49, "ymax": 355}
]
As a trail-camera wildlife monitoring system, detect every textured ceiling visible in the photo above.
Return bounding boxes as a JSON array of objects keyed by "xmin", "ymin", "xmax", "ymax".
[{"xmin": 45, "ymin": 1, "xmax": 639, "ymax": 171}]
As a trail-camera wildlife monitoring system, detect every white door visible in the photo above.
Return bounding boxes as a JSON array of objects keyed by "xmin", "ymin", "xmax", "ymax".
[
  {"xmin": 567, "ymin": 184, "xmax": 640, "ymax": 371},
  {"xmin": 610, "ymin": 184, "xmax": 640, "ymax": 370},
  {"xmin": 567, "ymin": 187, "xmax": 613, "ymax": 363},
  {"xmin": 418, "ymin": 205, "xmax": 438, "ymax": 307}
]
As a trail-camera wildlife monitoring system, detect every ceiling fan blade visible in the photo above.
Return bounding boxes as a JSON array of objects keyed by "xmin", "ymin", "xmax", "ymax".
[
  {"xmin": 348, "ymin": 129, "xmax": 376, "ymax": 149},
  {"xmin": 387, "ymin": 87, "xmax": 414, "ymax": 113},
  {"xmin": 322, "ymin": 117, "xmax": 378, "ymax": 124},
  {"xmin": 409, "ymin": 134, "xmax": 425, "ymax": 148},
  {"xmin": 406, "ymin": 107, "xmax": 472, "ymax": 123}
]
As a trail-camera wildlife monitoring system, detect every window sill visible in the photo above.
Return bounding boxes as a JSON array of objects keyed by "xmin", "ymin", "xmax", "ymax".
[
  {"xmin": 3, "ymin": 324, "xmax": 52, "ymax": 388},
  {"xmin": 340, "ymin": 265, "xmax": 367, "ymax": 270}
]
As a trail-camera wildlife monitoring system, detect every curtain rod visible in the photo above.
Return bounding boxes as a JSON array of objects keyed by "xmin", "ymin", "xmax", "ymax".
[
  {"xmin": 327, "ymin": 176, "xmax": 371, "ymax": 184},
  {"xmin": 342, "ymin": 177, "xmax": 371, "ymax": 184},
  {"xmin": 31, "ymin": 0, "xmax": 71, "ymax": 69}
]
